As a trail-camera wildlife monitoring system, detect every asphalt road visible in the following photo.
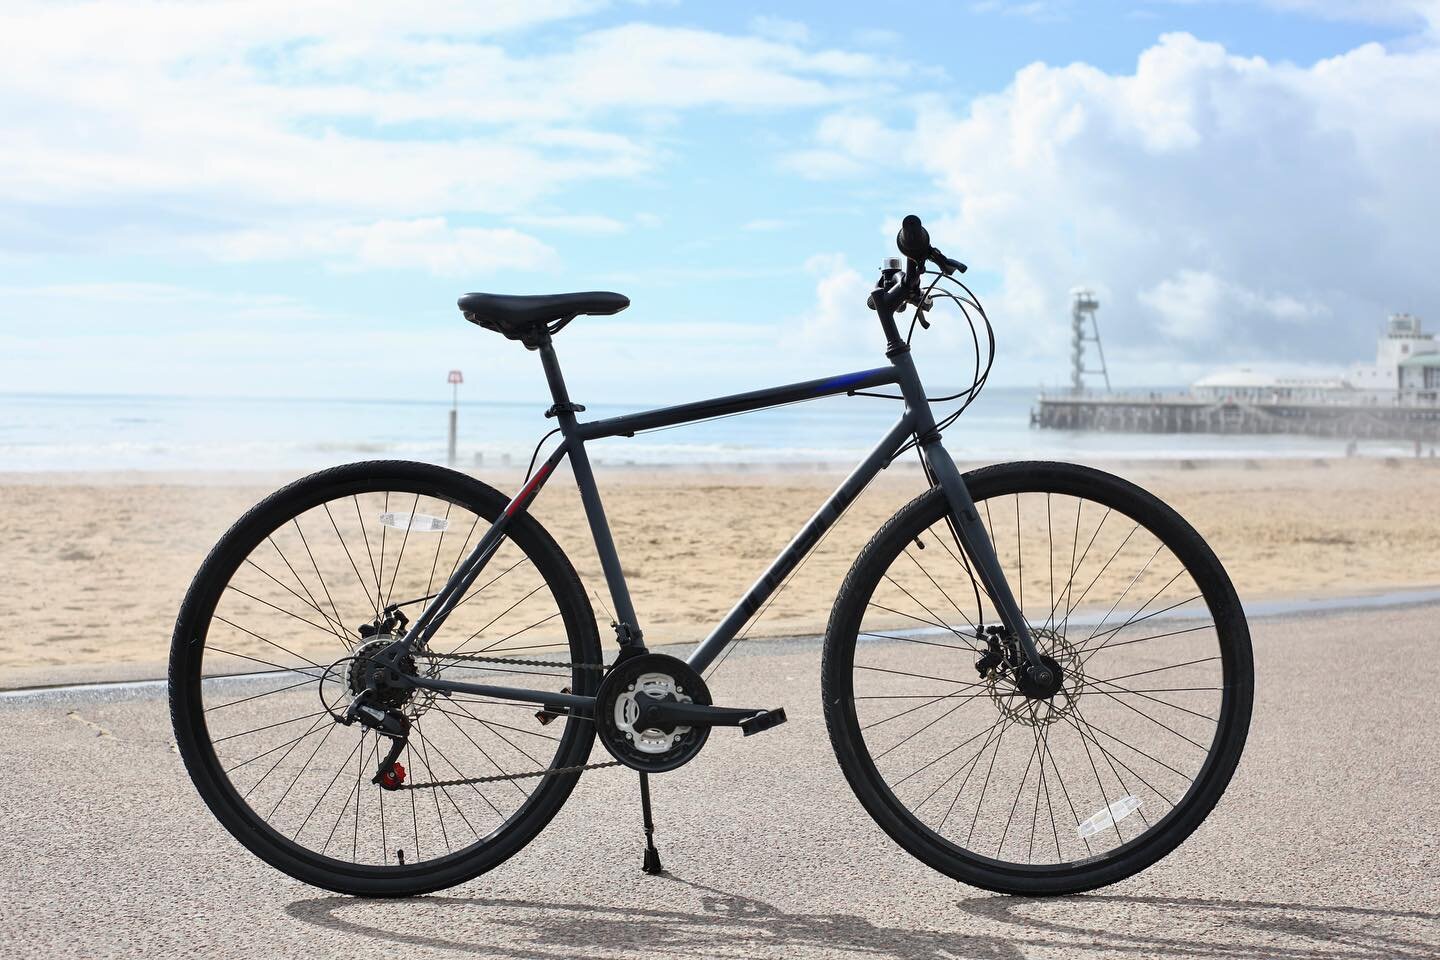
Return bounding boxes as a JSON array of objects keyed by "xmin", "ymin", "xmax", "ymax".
[{"xmin": 3, "ymin": 602, "xmax": 1437, "ymax": 960}]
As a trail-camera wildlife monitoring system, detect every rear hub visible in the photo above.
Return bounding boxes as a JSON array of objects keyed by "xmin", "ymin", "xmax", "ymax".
[{"xmin": 348, "ymin": 636, "xmax": 416, "ymax": 710}]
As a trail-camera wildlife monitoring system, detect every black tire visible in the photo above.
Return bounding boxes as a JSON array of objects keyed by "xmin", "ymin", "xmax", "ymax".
[
  {"xmin": 822, "ymin": 461, "xmax": 1253, "ymax": 895},
  {"xmin": 170, "ymin": 461, "xmax": 600, "ymax": 897}
]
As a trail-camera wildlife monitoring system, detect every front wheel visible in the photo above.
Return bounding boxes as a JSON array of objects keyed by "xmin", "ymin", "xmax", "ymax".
[{"xmin": 822, "ymin": 461, "xmax": 1252, "ymax": 895}]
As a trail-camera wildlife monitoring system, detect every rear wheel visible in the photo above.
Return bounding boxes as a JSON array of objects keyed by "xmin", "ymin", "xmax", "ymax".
[
  {"xmin": 822, "ymin": 461, "xmax": 1252, "ymax": 895},
  {"xmin": 170, "ymin": 461, "xmax": 600, "ymax": 896}
]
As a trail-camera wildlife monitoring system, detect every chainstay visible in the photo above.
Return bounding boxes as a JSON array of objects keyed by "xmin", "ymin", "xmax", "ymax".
[
  {"xmin": 400, "ymin": 758, "xmax": 620, "ymax": 790},
  {"xmin": 427, "ymin": 651, "xmax": 609, "ymax": 671},
  {"xmin": 404, "ymin": 652, "xmax": 614, "ymax": 788}
]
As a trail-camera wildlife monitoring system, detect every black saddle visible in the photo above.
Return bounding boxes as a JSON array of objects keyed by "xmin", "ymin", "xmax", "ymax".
[{"xmin": 458, "ymin": 291, "xmax": 629, "ymax": 347}]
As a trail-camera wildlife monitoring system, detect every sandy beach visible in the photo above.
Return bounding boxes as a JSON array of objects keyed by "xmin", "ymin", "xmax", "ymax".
[{"xmin": 4, "ymin": 456, "xmax": 1437, "ymax": 682}]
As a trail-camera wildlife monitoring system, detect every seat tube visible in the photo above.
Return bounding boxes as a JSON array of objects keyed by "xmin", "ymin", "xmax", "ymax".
[
  {"xmin": 890, "ymin": 350, "xmax": 1042, "ymax": 665},
  {"xmin": 536, "ymin": 338, "xmax": 646, "ymax": 648}
]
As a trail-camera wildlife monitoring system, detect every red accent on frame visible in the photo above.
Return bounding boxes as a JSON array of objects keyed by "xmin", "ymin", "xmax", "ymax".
[{"xmin": 505, "ymin": 461, "xmax": 554, "ymax": 516}]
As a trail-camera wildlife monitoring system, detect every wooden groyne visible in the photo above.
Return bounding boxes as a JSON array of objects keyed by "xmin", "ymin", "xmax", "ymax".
[{"xmin": 1034, "ymin": 395, "xmax": 1440, "ymax": 441}]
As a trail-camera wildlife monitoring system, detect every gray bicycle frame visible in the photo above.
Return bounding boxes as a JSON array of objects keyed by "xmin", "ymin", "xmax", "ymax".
[{"xmin": 399, "ymin": 334, "xmax": 1037, "ymax": 712}]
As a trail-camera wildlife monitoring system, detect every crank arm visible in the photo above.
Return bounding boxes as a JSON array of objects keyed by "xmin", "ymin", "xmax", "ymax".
[{"xmin": 636, "ymin": 696, "xmax": 787, "ymax": 736}]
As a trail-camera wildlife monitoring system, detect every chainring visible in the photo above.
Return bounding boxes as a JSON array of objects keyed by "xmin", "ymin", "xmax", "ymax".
[{"xmin": 595, "ymin": 653, "xmax": 712, "ymax": 773}]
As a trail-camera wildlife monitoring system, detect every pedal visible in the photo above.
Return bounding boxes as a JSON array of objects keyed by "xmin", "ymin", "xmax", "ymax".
[{"xmin": 739, "ymin": 707, "xmax": 787, "ymax": 737}]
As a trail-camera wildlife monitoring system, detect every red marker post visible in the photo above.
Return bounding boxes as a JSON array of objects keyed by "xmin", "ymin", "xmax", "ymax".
[{"xmin": 447, "ymin": 370, "xmax": 463, "ymax": 467}]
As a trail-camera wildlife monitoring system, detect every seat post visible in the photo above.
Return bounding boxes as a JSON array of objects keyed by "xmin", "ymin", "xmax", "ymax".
[
  {"xmin": 536, "ymin": 334, "xmax": 575, "ymax": 411},
  {"xmin": 533, "ymin": 334, "xmax": 647, "ymax": 651}
]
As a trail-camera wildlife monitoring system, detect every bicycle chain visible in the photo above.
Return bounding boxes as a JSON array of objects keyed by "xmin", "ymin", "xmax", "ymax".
[{"xmin": 401, "ymin": 652, "xmax": 618, "ymax": 790}]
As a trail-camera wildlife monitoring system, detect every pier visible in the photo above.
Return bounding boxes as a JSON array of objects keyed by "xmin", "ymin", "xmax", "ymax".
[{"xmin": 1034, "ymin": 392, "xmax": 1440, "ymax": 441}]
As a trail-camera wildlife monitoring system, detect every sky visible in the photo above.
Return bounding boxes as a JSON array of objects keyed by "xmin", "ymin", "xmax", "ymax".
[{"xmin": 2, "ymin": 0, "xmax": 1438, "ymax": 405}]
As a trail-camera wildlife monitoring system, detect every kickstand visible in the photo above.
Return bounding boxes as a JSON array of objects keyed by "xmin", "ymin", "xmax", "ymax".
[{"xmin": 638, "ymin": 772, "xmax": 663, "ymax": 875}]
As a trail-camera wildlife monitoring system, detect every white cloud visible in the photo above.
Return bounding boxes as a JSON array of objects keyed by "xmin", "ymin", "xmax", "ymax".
[
  {"xmin": 794, "ymin": 32, "xmax": 1440, "ymax": 374},
  {"xmin": 207, "ymin": 218, "xmax": 556, "ymax": 276},
  {"xmin": 0, "ymin": 3, "xmax": 889, "ymax": 268},
  {"xmin": 750, "ymin": 15, "xmax": 811, "ymax": 44}
]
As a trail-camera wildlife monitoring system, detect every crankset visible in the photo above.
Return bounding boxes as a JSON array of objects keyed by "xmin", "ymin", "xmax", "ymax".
[{"xmin": 594, "ymin": 653, "xmax": 786, "ymax": 773}]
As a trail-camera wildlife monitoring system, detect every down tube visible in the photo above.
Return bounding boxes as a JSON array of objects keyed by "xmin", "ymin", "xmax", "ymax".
[{"xmin": 686, "ymin": 415, "xmax": 915, "ymax": 674}]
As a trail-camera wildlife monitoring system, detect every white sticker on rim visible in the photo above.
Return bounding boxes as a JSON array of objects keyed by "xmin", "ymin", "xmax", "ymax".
[
  {"xmin": 378, "ymin": 512, "xmax": 449, "ymax": 532},
  {"xmin": 1077, "ymin": 795, "xmax": 1143, "ymax": 839}
]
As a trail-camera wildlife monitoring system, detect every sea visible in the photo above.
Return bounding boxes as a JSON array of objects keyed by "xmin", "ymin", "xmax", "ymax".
[{"xmin": 0, "ymin": 388, "xmax": 1417, "ymax": 473}]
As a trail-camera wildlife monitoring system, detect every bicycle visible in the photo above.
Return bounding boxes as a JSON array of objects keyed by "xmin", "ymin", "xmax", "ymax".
[{"xmin": 170, "ymin": 215, "xmax": 1253, "ymax": 897}]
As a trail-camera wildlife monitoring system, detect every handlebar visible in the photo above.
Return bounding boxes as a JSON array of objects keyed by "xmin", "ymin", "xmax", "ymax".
[
  {"xmin": 867, "ymin": 214, "xmax": 970, "ymax": 347},
  {"xmin": 895, "ymin": 213, "xmax": 967, "ymax": 276}
]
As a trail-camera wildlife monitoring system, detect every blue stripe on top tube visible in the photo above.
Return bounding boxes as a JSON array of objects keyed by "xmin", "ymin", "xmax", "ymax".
[{"xmin": 817, "ymin": 369, "xmax": 888, "ymax": 394}]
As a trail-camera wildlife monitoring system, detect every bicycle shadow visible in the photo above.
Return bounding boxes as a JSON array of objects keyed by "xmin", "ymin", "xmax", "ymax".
[{"xmin": 286, "ymin": 875, "xmax": 1439, "ymax": 960}]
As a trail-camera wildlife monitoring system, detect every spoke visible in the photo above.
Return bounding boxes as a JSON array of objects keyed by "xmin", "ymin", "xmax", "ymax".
[
  {"xmin": 219, "ymin": 587, "xmax": 345, "ymax": 646},
  {"xmin": 1045, "ymin": 494, "xmax": 1054, "ymax": 632},
  {"xmin": 1081, "ymin": 622, "xmax": 1215, "ymax": 663},
  {"xmin": 242, "ymin": 712, "xmax": 331, "ymax": 800},
  {"xmin": 406, "ymin": 741, "xmax": 422, "ymax": 861},
  {"xmin": 1060, "ymin": 523, "xmax": 1139, "ymax": 633},
  {"xmin": 383, "ymin": 492, "xmax": 421, "ymax": 610},
  {"xmin": 862, "ymin": 688, "xmax": 992, "ymax": 732},
  {"xmin": 420, "ymin": 718, "xmax": 512, "ymax": 816},
  {"xmin": 1096, "ymin": 655, "xmax": 1221, "ymax": 686},
  {"xmin": 211, "ymin": 616, "xmax": 328, "ymax": 672},
  {"xmin": 1049, "ymin": 506, "xmax": 1109, "ymax": 633},
  {"xmin": 855, "ymin": 663, "xmax": 989, "ymax": 688},
  {"xmin": 866, "ymin": 600, "xmax": 976, "ymax": 643},
  {"xmin": 445, "ymin": 514, "xmax": 483, "ymax": 582},
  {"xmin": 424, "ymin": 501, "xmax": 455, "ymax": 597},
  {"xmin": 891, "ymin": 714, "xmax": 1007, "ymax": 790},
  {"xmin": 353, "ymin": 495, "xmax": 384, "ymax": 617},
  {"xmin": 222, "ymin": 723, "xmax": 329, "ymax": 774},
  {"xmin": 1083, "ymin": 684, "xmax": 1212, "ymax": 751},
  {"xmin": 212, "ymin": 710, "xmax": 331, "ymax": 744},
  {"xmin": 205, "ymin": 644, "xmax": 327, "ymax": 681},
  {"xmin": 246, "ymin": 552, "xmax": 350, "ymax": 648},
  {"xmin": 434, "ymin": 705, "xmax": 547, "ymax": 771},
  {"xmin": 936, "ymin": 718, "xmax": 1011, "ymax": 833},
  {"xmin": 1015, "ymin": 493, "xmax": 1023, "ymax": 615},
  {"xmin": 294, "ymin": 733, "xmax": 364, "ymax": 840},
  {"xmin": 323, "ymin": 501, "xmax": 380, "ymax": 620},
  {"xmin": 321, "ymin": 734, "xmax": 366, "ymax": 857},
  {"xmin": 268, "ymin": 721, "xmax": 339, "ymax": 819},
  {"xmin": 1081, "ymin": 677, "xmax": 1219, "ymax": 723},
  {"xmin": 901, "ymin": 549, "xmax": 977, "ymax": 632},
  {"xmin": 1068, "ymin": 709, "xmax": 1195, "ymax": 784},
  {"xmin": 1037, "ymin": 721, "xmax": 1085, "ymax": 858},
  {"xmin": 872, "ymin": 691, "xmax": 985, "ymax": 762},
  {"xmin": 965, "ymin": 721, "xmax": 1009, "ymax": 847},
  {"xmin": 441, "ymin": 581, "xmax": 546, "ymax": 660},
  {"xmin": 443, "ymin": 549, "xmax": 529, "ymax": 617},
  {"xmin": 1080, "ymin": 593, "xmax": 1202, "ymax": 653},
  {"xmin": 880, "ymin": 575, "xmax": 981, "ymax": 651},
  {"xmin": 291, "ymin": 519, "xmax": 352, "ymax": 648},
  {"xmin": 998, "ymin": 717, "xmax": 1041, "ymax": 856},
  {"xmin": 438, "ymin": 705, "xmax": 544, "ymax": 781},
  {"xmin": 1065, "ymin": 709, "xmax": 1174, "ymax": 810},
  {"xmin": 918, "ymin": 716, "xmax": 1004, "ymax": 818},
  {"xmin": 433, "ymin": 706, "xmax": 561, "ymax": 744},
  {"xmin": 859, "ymin": 630, "xmax": 978, "ymax": 655},
  {"xmin": 413, "ymin": 721, "xmax": 482, "ymax": 841},
  {"xmin": 1082, "ymin": 540, "xmax": 1166, "ymax": 644},
  {"xmin": 205, "ymin": 675, "xmax": 317, "ymax": 713}
]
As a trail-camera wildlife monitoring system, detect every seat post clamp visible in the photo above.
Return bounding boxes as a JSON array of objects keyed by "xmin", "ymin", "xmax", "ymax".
[{"xmin": 544, "ymin": 402, "xmax": 586, "ymax": 419}]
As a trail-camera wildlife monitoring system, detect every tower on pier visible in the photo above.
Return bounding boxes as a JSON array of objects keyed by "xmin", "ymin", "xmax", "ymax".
[{"xmin": 1069, "ymin": 288, "xmax": 1111, "ymax": 395}]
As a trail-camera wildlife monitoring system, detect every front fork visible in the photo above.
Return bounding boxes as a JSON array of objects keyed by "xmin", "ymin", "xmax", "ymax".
[{"xmin": 919, "ymin": 437, "xmax": 1051, "ymax": 684}]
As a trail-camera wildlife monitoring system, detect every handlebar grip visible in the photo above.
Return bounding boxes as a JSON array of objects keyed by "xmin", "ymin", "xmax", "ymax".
[{"xmin": 896, "ymin": 214, "xmax": 930, "ymax": 262}]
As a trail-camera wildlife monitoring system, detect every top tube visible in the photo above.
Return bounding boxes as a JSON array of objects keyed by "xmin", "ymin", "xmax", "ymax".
[{"xmin": 576, "ymin": 366, "xmax": 900, "ymax": 442}]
